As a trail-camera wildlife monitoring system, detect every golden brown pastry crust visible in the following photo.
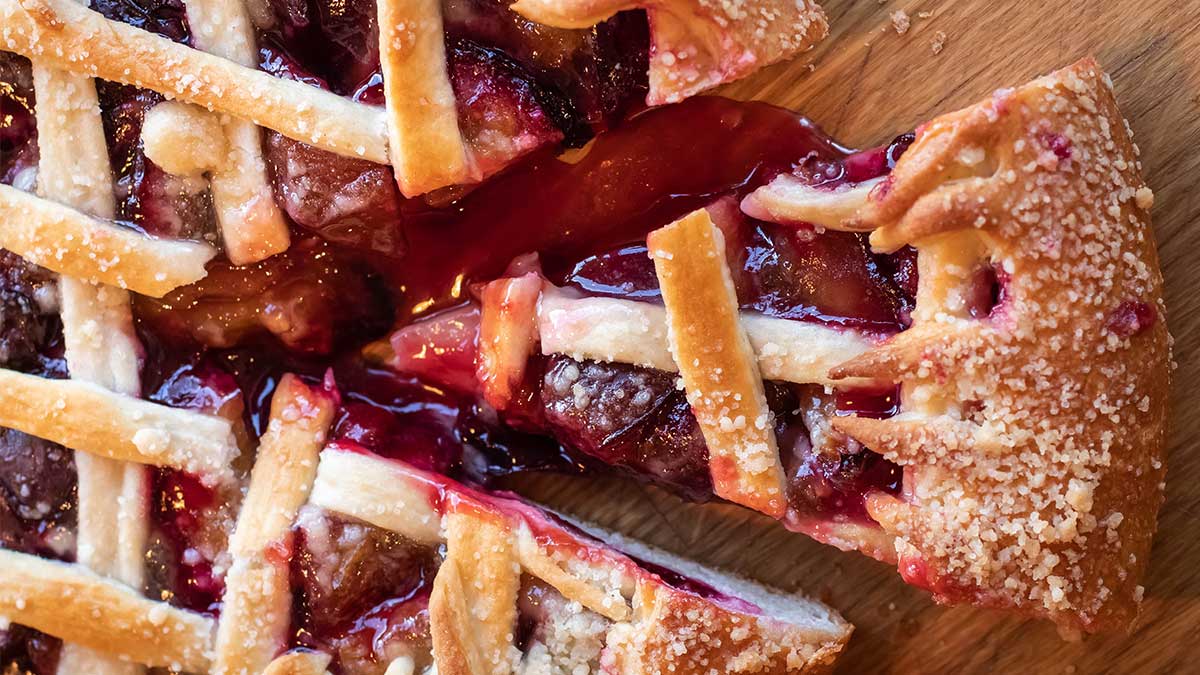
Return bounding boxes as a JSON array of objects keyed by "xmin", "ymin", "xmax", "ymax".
[
  {"xmin": 0, "ymin": 368, "xmax": 239, "ymax": 480},
  {"xmin": 510, "ymin": 0, "xmax": 827, "ymax": 105},
  {"xmin": 649, "ymin": 209, "xmax": 788, "ymax": 518},
  {"xmin": 430, "ymin": 510, "xmax": 521, "ymax": 675},
  {"xmin": 214, "ymin": 376, "xmax": 335, "ymax": 675},
  {"xmin": 0, "ymin": 183, "xmax": 215, "ymax": 297},
  {"xmin": 376, "ymin": 0, "xmax": 473, "ymax": 196},
  {"xmin": 0, "ymin": 550, "xmax": 215, "ymax": 671},
  {"xmin": 828, "ymin": 58, "xmax": 1169, "ymax": 633},
  {"xmin": 606, "ymin": 581, "xmax": 843, "ymax": 674},
  {"xmin": 182, "ymin": 0, "xmax": 290, "ymax": 264},
  {"xmin": 0, "ymin": 0, "xmax": 389, "ymax": 163},
  {"xmin": 33, "ymin": 54, "xmax": 152, "ymax": 675},
  {"xmin": 311, "ymin": 446, "xmax": 851, "ymax": 673}
]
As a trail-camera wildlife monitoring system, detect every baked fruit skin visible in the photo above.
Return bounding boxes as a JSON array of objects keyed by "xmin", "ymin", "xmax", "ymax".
[{"xmin": 830, "ymin": 57, "xmax": 1169, "ymax": 635}]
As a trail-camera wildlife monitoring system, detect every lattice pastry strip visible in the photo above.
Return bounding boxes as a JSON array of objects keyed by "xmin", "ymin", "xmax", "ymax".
[
  {"xmin": 537, "ymin": 288, "xmax": 880, "ymax": 387},
  {"xmin": 0, "ymin": 0, "xmax": 390, "ymax": 162},
  {"xmin": 1, "ymin": 0, "xmax": 834, "ymax": 200},
  {"xmin": 1, "ymin": 0, "xmax": 471, "ymax": 196},
  {"xmin": 0, "ymin": 368, "xmax": 239, "ymax": 479},
  {"xmin": 310, "ymin": 445, "xmax": 851, "ymax": 674},
  {"xmin": 430, "ymin": 511, "xmax": 522, "ymax": 674},
  {"xmin": 0, "ymin": 549, "xmax": 215, "ymax": 671},
  {"xmin": 132, "ymin": 0, "xmax": 290, "ymax": 265},
  {"xmin": 376, "ymin": 0, "xmax": 473, "ymax": 197},
  {"xmin": 213, "ymin": 375, "xmax": 336, "ymax": 675},
  {"xmin": 30, "ymin": 47, "xmax": 152, "ymax": 675},
  {"xmin": 647, "ymin": 209, "xmax": 788, "ymax": 517},
  {"xmin": 478, "ymin": 209, "xmax": 887, "ymax": 517},
  {"xmin": 0, "ymin": 183, "xmax": 216, "ymax": 296},
  {"xmin": 510, "ymin": 0, "xmax": 827, "ymax": 105}
]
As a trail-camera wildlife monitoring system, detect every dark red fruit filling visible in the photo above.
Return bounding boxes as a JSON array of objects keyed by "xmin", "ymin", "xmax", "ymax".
[
  {"xmin": 0, "ymin": 53, "xmax": 37, "ymax": 188},
  {"xmin": 290, "ymin": 513, "xmax": 438, "ymax": 673},
  {"xmin": 148, "ymin": 468, "xmax": 226, "ymax": 614},
  {"xmin": 142, "ymin": 359, "xmax": 246, "ymax": 615},
  {"xmin": 539, "ymin": 356, "xmax": 713, "ymax": 499},
  {"xmin": 784, "ymin": 441, "xmax": 902, "ymax": 522},
  {"xmin": 1, "ymin": 29, "xmax": 926, "ymax": 643},
  {"xmin": 965, "ymin": 264, "xmax": 1008, "ymax": 319},
  {"xmin": 264, "ymin": 133, "xmax": 404, "ymax": 253},
  {"xmin": 836, "ymin": 386, "xmax": 901, "ymax": 420},
  {"xmin": 0, "ymin": 247, "xmax": 68, "ymax": 673},
  {"xmin": 1107, "ymin": 300, "xmax": 1158, "ymax": 338},
  {"xmin": 392, "ymin": 97, "xmax": 854, "ymax": 317},
  {"xmin": 448, "ymin": 39, "xmax": 565, "ymax": 176},
  {"xmin": 256, "ymin": 0, "xmax": 383, "ymax": 97},
  {"xmin": 0, "ymin": 251, "xmax": 64, "ymax": 377},
  {"xmin": 135, "ymin": 238, "xmax": 392, "ymax": 356},
  {"xmin": 0, "ymin": 625, "xmax": 61, "ymax": 675},
  {"xmin": 560, "ymin": 219, "xmax": 914, "ymax": 332},
  {"xmin": 441, "ymin": 0, "xmax": 649, "ymax": 142},
  {"xmin": 92, "ymin": 0, "xmax": 191, "ymax": 42},
  {"xmin": 0, "ymin": 429, "xmax": 76, "ymax": 559},
  {"xmin": 257, "ymin": 0, "xmax": 647, "ymax": 145},
  {"xmin": 97, "ymin": 83, "xmax": 215, "ymax": 239},
  {"xmin": 91, "ymin": 0, "xmax": 210, "ymax": 239},
  {"xmin": 329, "ymin": 364, "xmax": 462, "ymax": 475}
]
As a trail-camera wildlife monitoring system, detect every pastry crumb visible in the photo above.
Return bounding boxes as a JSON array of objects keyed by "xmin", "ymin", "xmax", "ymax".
[
  {"xmin": 891, "ymin": 10, "xmax": 911, "ymax": 35},
  {"xmin": 930, "ymin": 30, "xmax": 947, "ymax": 54}
]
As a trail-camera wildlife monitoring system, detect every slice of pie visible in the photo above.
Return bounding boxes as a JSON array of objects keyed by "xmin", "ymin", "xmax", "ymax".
[
  {"xmin": 0, "ymin": 374, "xmax": 851, "ymax": 674},
  {"xmin": 390, "ymin": 58, "xmax": 1170, "ymax": 634}
]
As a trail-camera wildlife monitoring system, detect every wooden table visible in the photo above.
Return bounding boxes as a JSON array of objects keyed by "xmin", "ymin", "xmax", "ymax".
[{"xmin": 511, "ymin": 1, "xmax": 1200, "ymax": 672}]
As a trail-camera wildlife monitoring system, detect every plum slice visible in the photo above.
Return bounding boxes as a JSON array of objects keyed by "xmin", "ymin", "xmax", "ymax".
[{"xmin": 290, "ymin": 509, "xmax": 438, "ymax": 674}]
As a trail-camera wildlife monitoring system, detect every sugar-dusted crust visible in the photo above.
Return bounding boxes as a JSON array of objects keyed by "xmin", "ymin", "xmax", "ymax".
[
  {"xmin": 309, "ymin": 448, "xmax": 443, "ymax": 543},
  {"xmin": 515, "ymin": 524, "xmax": 631, "ymax": 621},
  {"xmin": 174, "ymin": 0, "xmax": 289, "ymax": 264},
  {"xmin": 141, "ymin": 100, "xmax": 290, "ymax": 265},
  {"xmin": 311, "ymin": 446, "xmax": 850, "ymax": 673},
  {"xmin": 0, "ymin": 549, "xmax": 215, "ymax": 671},
  {"xmin": 510, "ymin": 0, "xmax": 827, "ymax": 105},
  {"xmin": 828, "ymin": 58, "xmax": 1169, "ymax": 634},
  {"xmin": 537, "ymin": 290, "xmax": 879, "ymax": 386},
  {"xmin": 214, "ymin": 376, "xmax": 335, "ymax": 675},
  {"xmin": 376, "ymin": 0, "xmax": 473, "ymax": 196},
  {"xmin": 606, "ymin": 581, "xmax": 842, "ymax": 674},
  {"xmin": 648, "ymin": 209, "xmax": 788, "ymax": 518},
  {"xmin": 0, "ymin": 0, "xmax": 389, "ymax": 163},
  {"xmin": 33, "ymin": 54, "xmax": 153, "ymax": 675},
  {"xmin": 0, "ymin": 368, "xmax": 239, "ymax": 480},
  {"xmin": 430, "ymin": 510, "xmax": 521, "ymax": 675},
  {"xmin": 0, "ymin": 183, "xmax": 215, "ymax": 296}
]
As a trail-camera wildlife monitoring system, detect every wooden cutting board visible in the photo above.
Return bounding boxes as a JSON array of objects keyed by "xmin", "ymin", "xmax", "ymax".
[{"xmin": 509, "ymin": 1, "xmax": 1200, "ymax": 672}]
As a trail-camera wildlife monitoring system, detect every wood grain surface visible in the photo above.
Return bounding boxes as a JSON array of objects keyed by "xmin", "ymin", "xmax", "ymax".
[{"xmin": 506, "ymin": 1, "xmax": 1200, "ymax": 672}]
